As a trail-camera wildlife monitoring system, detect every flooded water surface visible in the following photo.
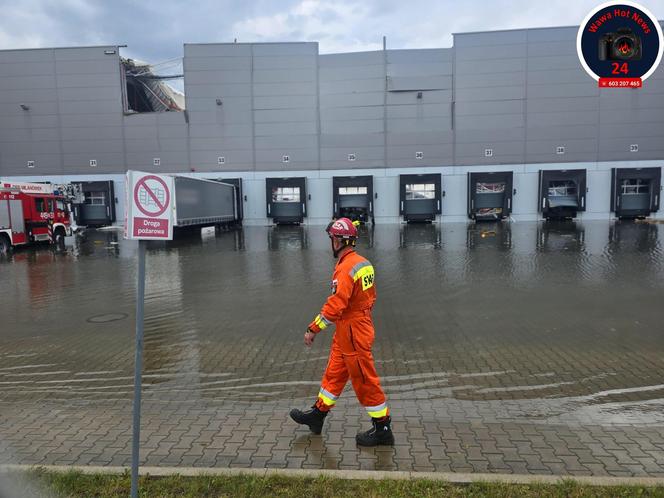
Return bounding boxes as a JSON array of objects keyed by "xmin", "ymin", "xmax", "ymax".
[{"xmin": 2, "ymin": 221, "xmax": 664, "ymax": 427}]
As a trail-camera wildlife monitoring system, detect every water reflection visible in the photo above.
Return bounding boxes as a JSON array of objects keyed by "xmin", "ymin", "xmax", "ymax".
[{"xmin": 2, "ymin": 221, "xmax": 664, "ymax": 426}]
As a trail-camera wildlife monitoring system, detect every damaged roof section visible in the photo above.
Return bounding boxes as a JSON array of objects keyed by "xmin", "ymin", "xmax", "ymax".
[{"xmin": 122, "ymin": 58, "xmax": 185, "ymax": 113}]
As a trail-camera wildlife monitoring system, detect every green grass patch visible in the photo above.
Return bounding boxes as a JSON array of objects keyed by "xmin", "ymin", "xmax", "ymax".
[{"xmin": 8, "ymin": 469, "xmax": 664, "ymax": 498}]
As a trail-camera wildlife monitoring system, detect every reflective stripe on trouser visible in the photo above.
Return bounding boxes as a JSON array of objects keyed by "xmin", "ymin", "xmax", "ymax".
[{"xmin": 317, "ymin": 320, "xmax": 388, "ymax": 418}]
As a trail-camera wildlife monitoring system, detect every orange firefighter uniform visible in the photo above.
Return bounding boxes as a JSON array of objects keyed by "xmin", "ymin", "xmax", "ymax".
[{"xmin": 307, "ymin": 249, "xmax": 389, "ymax": 419}]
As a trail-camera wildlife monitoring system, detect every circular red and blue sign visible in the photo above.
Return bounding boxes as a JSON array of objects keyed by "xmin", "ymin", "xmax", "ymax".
[{"xmin": 577, "ymin": 1, "xmax": 663, "ymax": 83}]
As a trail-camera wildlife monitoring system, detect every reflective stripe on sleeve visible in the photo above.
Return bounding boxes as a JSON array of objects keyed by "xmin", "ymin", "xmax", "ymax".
[
  {"xmin": 314, "ymin": 314, "xmax": 332, "ymax": 330},
  {"xmin": 349, "ymin": 261, "xmax": 372, "ymax": 281}
]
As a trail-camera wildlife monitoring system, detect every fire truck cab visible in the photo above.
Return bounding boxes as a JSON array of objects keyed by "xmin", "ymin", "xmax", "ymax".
[{"xmin": 0, "ymin": 181, "xmax": 75, "ymax": 254}]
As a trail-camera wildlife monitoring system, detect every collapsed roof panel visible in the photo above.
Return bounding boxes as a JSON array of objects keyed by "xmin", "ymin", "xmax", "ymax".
[{"xmin": 122, "ymin": 58, "xmax": 184, "ymax": 112}]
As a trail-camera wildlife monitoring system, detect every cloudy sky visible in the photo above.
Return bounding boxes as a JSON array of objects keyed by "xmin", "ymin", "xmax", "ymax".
[{"xmin": 1, "ymin": 0, "xmax": 663, "ymax": 65}]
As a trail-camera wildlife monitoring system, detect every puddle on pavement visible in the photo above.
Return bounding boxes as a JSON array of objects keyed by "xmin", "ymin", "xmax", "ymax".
[{"xmin": 1, "ymin": 221, "xmax": 663, "ymax": 425}]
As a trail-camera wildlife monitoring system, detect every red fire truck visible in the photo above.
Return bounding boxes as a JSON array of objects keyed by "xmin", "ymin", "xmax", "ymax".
[{"xmin": 0, "ymin": 181, "xmax": 77, "ymax": 254}]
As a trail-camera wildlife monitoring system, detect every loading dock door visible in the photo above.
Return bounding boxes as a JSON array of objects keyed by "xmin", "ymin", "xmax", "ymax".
[
  {"xmin": 399, "ymin": 174, "xmax": 442, "ymax": 222},
  {"xmin": 611, "ymin": 167, "xmax": 661, "ymax": 218},
  {"xmin": 266, "ymin": 177, "xmax": 307, "ymax": 224},
  {"xmin": 538, "ymin": 170, "xmax": 586, "ymax": 220},
  {"xmin": 220, "ymin": 178, "xmax": 243, "ymax": 221},
  {"xmin": 467, "ymin": 171, "xmax": 513, "ymax": 220},
  {"xmin": 74, "ymin": 180, "xmax": 116, "ymax": 227},
  {"xmin": 333, "ymin": 176, "xmax": 373, "ymax": 223}
]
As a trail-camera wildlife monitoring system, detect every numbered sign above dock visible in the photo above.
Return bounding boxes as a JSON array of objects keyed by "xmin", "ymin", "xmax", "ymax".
[{"xmin": 125, "ymin": 171, "xmax": 174, "ymax": 240}]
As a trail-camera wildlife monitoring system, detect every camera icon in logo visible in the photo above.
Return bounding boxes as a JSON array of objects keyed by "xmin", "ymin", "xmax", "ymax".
[{"xmin": 598, "ymin": 27, "xmax": 642, "ymax": 61}]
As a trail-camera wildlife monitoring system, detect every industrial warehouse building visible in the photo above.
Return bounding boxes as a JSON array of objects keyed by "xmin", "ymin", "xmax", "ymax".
[{"xmin": 1, "ymin": 23, "xmax": 663, "ymax": 226}]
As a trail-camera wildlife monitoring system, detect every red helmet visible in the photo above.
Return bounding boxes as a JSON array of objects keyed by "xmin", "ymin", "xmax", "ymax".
[{"xmin": 326, "ymin": 217, "xmax": 358, "ymax": 239}]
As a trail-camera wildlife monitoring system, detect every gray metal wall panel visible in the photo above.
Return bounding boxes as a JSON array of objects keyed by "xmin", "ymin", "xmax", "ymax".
[
  {"xmin": 254, "ymin": 108, "xmax": 317, "ymax": 123},
  {"xmin": 186, "ymin": 83, "xmax": 252, "ymax": 98},
  {"xmin": 3, "ymin": 140, "xmax": 61, "ymax": 154},
  {"xmin": 0, "ymin": 50, "xmax": 54, "ymax": 64},
  {"xmin": 186, "ymin": 97, "xmax": 252, "ymax": 112},
  {"xmin": 456, "ymin": 100, "xmax": 524, "ymax": 116},
  {"xmin": 0, "ymin": 115, "xmax": 60, "ymax": 130},
  {"xmin": 256, "ymin": 135, "xmax": 318, "ymax": 149},
  {"xmin": 320, "ymin": 133, "xmax": 384, "ymax": 147},
  {"xmin": 184, "ymin": 56, "xmax": 251, "ymax": 71},
  {"xmin": 253, "ymin": 68, "xmax": 317, "ymax": 83},
  {"xmin": 387, "ymin": 49, "xmax": 452, "ymax": 63},
  {"xmin": 528, "ymin": 69, "xmax": 591, "ymax": 85},
  {"xmin": 527, "ymin": 96, "xmax": 599, "ymax": 113},
  {"xmin": 456, "ymin": 114, "xmax": 524, "ymax": 130},
  {"xmin": 61, "ymin": 126, "xmax": 123, "ymax": 140},
  {"xmin": 253, "ymin": 82, "xmax": 317, "ymax": 96},
  {"xmin": 456, "ymin": 71, "xmax": 525, "ymax": 89},
  {"xmin": 528, "ymin": 55, "xmax": 585, "ymax": 71},
  {"xmin": 0, "ymin": 88, "xmax": 59, "ymax": 103},
  {"xmin": 321, "ymin": 146, "xmax": 383, "ymax": 161},
  {"xmin": 527, "ymin": 41, "xmax": 576, "ymax": 57},
  {"xmin": 54, "ymin": 47, "xmax": 118, "ymax": 61},
  {"xmin": 386, "ymin": 90, "xmax": 451, "ymax": 105},
  {"xmin": 56, "ymin": 73, "xmax": 118, "ymax": 88},
  {"xmin": 256, "ymin": 149, "xmax": 317, "ymax": 162},
  {"xmin": 253, "ymin": 55, "xmax": 317, "ymax": 69},
  {"xmin": 527, "ymin": 110, "xmax": 598, "ymax": 126},
  {"xmin": 526, "ymin": 139, "xmax": 597, "ymax": 155},
  {"xmin": 184, "ymin": 44, "xmax": 252, "ymax": 57},
  {"xmin": 0, "ymin": 75, "xmax": 55, "ymax": 91},
  {"xmin": 387, "ymin": 75, "xmax": 452, "ymax": 91},
  {"xmin": 454, "ymin": 30, "xmax": 527, "ymax": 47},
  {"xmin": 251, "ymin": 43, "xmax": 317, "ymax": 56},
  {"xmin": 386, "ymin": 103, "xmax": 451, "ymax": 119},
  {"xmin": 61, "ymin": 113, "xmax": 122, "ymax": 127},
  {"xmin": 320, "ymin": 93, "xmax": 384, "ymax": 108},
  {"xmin": 527, "ymin": 83, "xmax": 598, "ymax": 99},
  {"xmin": 455, "ymin": 85, "xmax": 525, "ymax": 102},
  {"xmin": 319, "ymin": 78, "xmax": 384, "ymax": 95},
  {"xmin": 319, "ymin": 52, "xmax": 383, "ymax": 67},
  {"xmin": 0, "ymin": 128, "xmax": 60, "ymax": 142},
  {"xmin": 63, "ymin": 153, "xmax": 124, "ymax": 173},
  {"xmin": 124, "ymin": 138, "xmax": 159, "ymax": 152},
  {"xmin": 255, "ymin": 122, "xmax": 317, "ymax": 136},
  {"xmin": 0, "ymin": 102, "xmax": 59, "ymax": 116},
  {"xmin": 387, "ymin": 131, "xmax": 452, "ymax": 145},
  {"xmin": 387, "ymin": 117, "xmax": 451, "ymax": 132},
  {"xmin": 321, "ymin": 120, "xmax": 383, "ymax": 134},
  {"xmin": 186, "ymin": 70, "xmax": 251, "ymax": 85},
  {"xmin": 322, "ymin": 106, "xmax": 384, "ymax": 121},
  {"xmin": 527, "ymin": 124, "xmax": 599, "ymax": 140},
  {"xmin": 455, "ymin": 44, "xmax": 527, "ymax": 60},
  {"xmin": 254, "ymin": 95, "xmax": 317, "ymax": 110},
  {"xmin": 455, "ymin": 58, "xmax": 526, "ymax": 75},
  {"xmin": 191, "ymin": 137, "xmax": 253, "ymax": 149},
  {"xmin": 58, "ymin": 100, "xmax": 121, "ymax": 114},
  {"xmin": 319, "ymin": 65, "xmax": 384, "ymax": 80},
  {"xmin": 455, "ymin": 129, "xmax": 525, "ymax": 143},
  {"xmin": 1, "ymin": 154, "xmax": 62, "ymax": 175}
]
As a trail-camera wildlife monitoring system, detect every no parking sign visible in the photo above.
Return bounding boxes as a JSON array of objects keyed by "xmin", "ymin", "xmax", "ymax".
[{"xmin": 125, "ymin": 170, "xmax": 174, "ymax": 240}]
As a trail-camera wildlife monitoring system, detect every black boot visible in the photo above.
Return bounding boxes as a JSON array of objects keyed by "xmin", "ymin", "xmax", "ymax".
[
  {"xmin": 356, "ymin": 416, "xmax": 394, "ymax": 446},
  {"xmin": 289, "ymin": 406, "xmax": 327, "ymax": 435}
]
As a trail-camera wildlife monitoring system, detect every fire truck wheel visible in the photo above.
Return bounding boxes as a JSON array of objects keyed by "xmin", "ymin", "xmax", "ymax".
[
  {"xmin": 54, "ymin": 228, "xmax": 66, "ymax": 247},
  {"xmin": 0, "ymin": 235, "xmax": 10, "ymax": 255}
]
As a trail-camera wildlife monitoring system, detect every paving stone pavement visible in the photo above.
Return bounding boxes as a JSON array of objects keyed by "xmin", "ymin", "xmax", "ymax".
[{"xmin": 2, "ymin": 223, "xmax": 664, "ymax": 476}]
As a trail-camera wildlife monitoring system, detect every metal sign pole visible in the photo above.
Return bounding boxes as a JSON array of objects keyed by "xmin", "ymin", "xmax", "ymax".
[{"xmin": 130, "ymin": 239, "xmax": 147, "ymax": 498}]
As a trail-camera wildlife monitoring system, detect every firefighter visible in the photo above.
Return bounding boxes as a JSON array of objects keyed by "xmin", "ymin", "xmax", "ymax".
[{"xmin": 290, "ymin": 218, "xmax": 394, "ymax": 446}]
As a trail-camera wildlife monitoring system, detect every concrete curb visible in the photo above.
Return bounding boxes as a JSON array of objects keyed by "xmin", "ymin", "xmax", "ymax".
[{"xmin": 1, "ymin": 465, "xmax": 664, "ymax": 487}]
